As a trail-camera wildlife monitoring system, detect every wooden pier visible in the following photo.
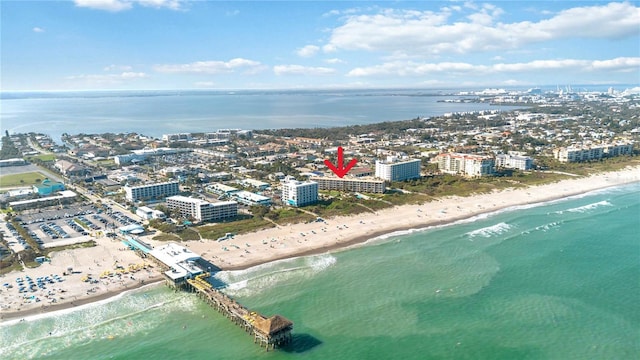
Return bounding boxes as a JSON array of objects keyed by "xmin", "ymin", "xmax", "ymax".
[
  {"xmin": 125, "ymin": 240, "xmax": 293, "ymax": 350},
  {"xmin": 185, "ymin": 273, "xmax": 293, "ymax": 350}
]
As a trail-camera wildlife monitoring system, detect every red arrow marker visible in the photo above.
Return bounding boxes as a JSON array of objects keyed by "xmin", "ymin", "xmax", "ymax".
[{"xmin": 324, "ymin": 146, "xmax": 357, "ymax": 178}]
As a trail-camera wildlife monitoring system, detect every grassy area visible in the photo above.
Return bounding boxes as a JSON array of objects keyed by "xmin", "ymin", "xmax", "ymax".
[
  {"xmin": 94, "ymin": 158, "xmax": 117, "ymax": 169},
  {"xmin": 198, "ymin": 217, "xmax": 275, "ymax": 240},
  {"xmin": 25, "ymin": 153, "xmax": 56, "ymax": 162},
  {"xmin": 153, "ymin": 233, "xmax": 180, "ymax": 241},
  {"xmin": 308, "ymin": 197, "xmax": 375, "ymax": 218},
  {"xmin": 178, "ymin": 228, "xmax": 201, "ymax": 241},
  {"xmin": 267, "ymin": 208, "xmax": 316, "ymax": 225},
  {"xmin": 44, "ymin": 241, "xmax": 96, "ymax": 255},
  {"xmin": 0, "ymin": 260, "xmax": 22, "ymax": 275},
  {"xmin": 536, "ymin": 155, "xmax": 639, "ymax": 176},
  {"xmin": 0, "ymin": 172, "xmax": 47, "ymax": 187}
]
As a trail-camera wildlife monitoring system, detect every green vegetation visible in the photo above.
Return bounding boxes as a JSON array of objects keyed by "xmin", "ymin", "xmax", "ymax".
[
  {"xmin": 198, "ymin": 217, "xmax": 275, "ymax": 240},
  {"xmin": 536, "ymin": 155, "xmax": 640, "ymax": 177},
  {"xmin": 153, "ymin": 233, "xmax": 180, "ymax": 241},
  {"xmin": 0, "ymin": 259, "xmax": 22, "ymax": 275},
  {"xmin": 0, "ymin": 135, "xmax": 21, "ymax": 160},
  {"xmin": 148, "ymin": 219, "xmax": 177, "ymax": 233},
  {"xmin": 308, "ymin": 197, "xmax": 375, "ymax": 218},
  {"xmin": 178, "ymin": 228, "xmax": 200, "ymax": 241},
  {"xmin": 25, "ymin": 153, "xmax": 56, "ymax": 162},
  {"xmin": 94, "ymin": 158, "xmax": 117, "ymax": 169},
  {"xmin": 266, "ymin": 208, "xmax": 316, "ymax": 225},
  {"xmin": 74, "ymin": 218, "xmax": 90, "ymax": 230},
  {"xmin": 0, "ymin": 172, "xmax": 47, "ymax": 188},
  {"xmin": 256, "ymin": 118, "xmax": 429, "ymax": 141}
]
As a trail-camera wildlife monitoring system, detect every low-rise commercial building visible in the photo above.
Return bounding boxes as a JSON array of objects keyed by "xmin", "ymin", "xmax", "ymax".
[
  {"xmin": 232, "ymin": 191, "xmax": 272, "ymax": 206},
  {"xmin": 149, "ymin": 242, "xmax": 205, "ymax": 287},
  {"xmin": 0, "ymin": 158, "xmax": 27, "ymax": 167},
  {"xmin": 136, "ymin": 206, "xmax": 166, "ymax": 220},
  {"xmin": 240, "ymin": 179, "xmax": 270, "ymax": 190},
  {"xmin": 9, "ymin": 190, "xmax": 77, "ymax": 211},
  {"xmin": 208, "ymin": 183, "xmax": 240, "ymax": 196},
  {"xmin": 310, "ymin": 176, "xmax": 385, "ymax": 194},
  {"xmin": 33, "ymin": 179, "xmax": 65, "ymax": 196},
  {"xmin": 55, "ymin": 160, "xmax": 89, "ymax": 176}
]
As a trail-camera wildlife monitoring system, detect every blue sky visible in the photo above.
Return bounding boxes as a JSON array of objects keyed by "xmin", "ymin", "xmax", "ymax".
[{"xmin": 1, "ymin": 0, "xmax": 639, "ymax": 91}]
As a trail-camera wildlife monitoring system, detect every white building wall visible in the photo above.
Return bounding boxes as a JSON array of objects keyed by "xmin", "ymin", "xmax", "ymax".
[
  {"xmin": 282, "ymin": 180, "xmax": 318, "ymax": 207},
  {"xmin": 375, "ymin": 158, "xmax": 421, "ymax": 181}
]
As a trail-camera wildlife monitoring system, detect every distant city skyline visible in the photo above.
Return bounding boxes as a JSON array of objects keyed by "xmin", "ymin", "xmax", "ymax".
[{"xmin": 1, "ymin": 0, "xmax": 639, "ymax": 91}]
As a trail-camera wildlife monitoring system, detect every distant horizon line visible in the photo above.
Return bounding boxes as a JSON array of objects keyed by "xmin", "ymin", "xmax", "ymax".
[{"xmin": 2, "ymin": 83, "xmax": 638, "ymax": 94}]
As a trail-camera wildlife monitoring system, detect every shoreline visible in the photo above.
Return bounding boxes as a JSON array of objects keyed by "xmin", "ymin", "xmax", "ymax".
[
  {"xmin": 0, "ymin": 278, "xmax": 164, "ymax": 323},
  {"xmin": 2, "ymin": 166, "xmax": 639, "ymax": 322},
  {"xmin": 219, "ymin": 176, "xmax": 639, "ymax": 271}
]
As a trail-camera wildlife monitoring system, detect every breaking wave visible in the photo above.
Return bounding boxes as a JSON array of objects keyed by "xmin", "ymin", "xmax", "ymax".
[
  {"xmin": 214, "ymin": 254, "xmax": 337, "ymax": 297},
  {"xmin": 556, "ymin": 201, "xmax": 613, "ymax": 214},
  {"xmin": 466, "ymin": 222, "xmax": 513, "ymax": 238}
]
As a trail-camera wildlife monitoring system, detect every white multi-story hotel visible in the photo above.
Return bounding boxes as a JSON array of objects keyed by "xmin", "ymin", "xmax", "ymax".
[
  {"xmin": 495, "ymin": 154, "xmax": 534, "ymax": 170},
  {"xmin": 310, "ymin": 177, "xmax": 386, "ymax": 194},
  {"xmin": 124, "ymin": 181, "xmax": 179, "ymax": 202},
  {"xmin": 436, "ymin": 153, "xmax": 495, "ymax": 177},
  {"xmin": 374, "ymin": 157, "xmax": 421, "ymax": 182},
  {"xmin": 281, "ymin": 180, "xmax": 318, "ymax": 207},
  {"xmin": 553, "ymin": 142, "xmax": 634, "ymax": 162},
  {"xmin": 166, "ymin": 195, "xmax": 237, "ymax": 222}
]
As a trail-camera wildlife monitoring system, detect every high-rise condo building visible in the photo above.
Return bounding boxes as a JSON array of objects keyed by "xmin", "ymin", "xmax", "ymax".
[
  {"xmin": 281, "ymin": 180, "xmax": 318, "ymax": 207},
  {"xmin": 375, "ymin": 157, "xmax": 421, "ymax": 182},
  {"xmin": 124, "ymin": 181, "xmax": 179, "ymax": 202},
  {"xmin": 166, "ymin": 195, "xmax": 238, "ymax": 222}
]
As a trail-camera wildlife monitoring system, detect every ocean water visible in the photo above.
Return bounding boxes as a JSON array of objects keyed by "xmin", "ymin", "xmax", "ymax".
[
  {"xmin": 1, "ymin": 183, "xmax": 638, "ymax": 359},
  {"xmin": 0, "ymin": 90, "xmax": 521, "ymax": 141}
]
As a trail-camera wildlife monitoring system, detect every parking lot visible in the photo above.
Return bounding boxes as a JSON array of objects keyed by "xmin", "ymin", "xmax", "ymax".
[{"xmin": 14, "ymin": 204, "xmax": 141, "ymax": 249}]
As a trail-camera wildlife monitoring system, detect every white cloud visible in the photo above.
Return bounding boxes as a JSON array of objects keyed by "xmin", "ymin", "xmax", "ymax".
[
  {"xmin": 32, "ymin": 27, "xmax": 45, "ymax": 33},
  {"xmin": 66, "ymin": 71, "xmax": 147, "ymax": 85},
  {"xmin": 325, "ymin": 58, "xmax": 345, "ymax": 64},
  {"xmin": 347, "ymin": 57, "xmax": 640, "ymax": 77},
  {"xmin": 74, "ymin": 0, "xmax": 184, "ymax": 12},
  {"xmin": 103, "ymin": 64, "xmax": 133, "ymax": 72},
  {"xmin": 153, "ymin": 58, "xmax": 265, "ymax": 75},
  {"xmin": 226, "ymin": 10, "xmax": 240, "ymax": 16},
  {"xmin": 136, "ymin": 0, "xmax": 182, "ymax": 10},
  {"xmin": 296, "ymin": 45, "xmax": 320, "ymax": 58},
  {"xmin": 273, "ymin": 65, "xmax": 336, "ymax": 76},
  {"xmin": 324, "ymin": 2, "xmax": 640, "ymax": 57},
  {"xmin": 74, "ymin": 0, "xmax": 132, "ymax": 12}
]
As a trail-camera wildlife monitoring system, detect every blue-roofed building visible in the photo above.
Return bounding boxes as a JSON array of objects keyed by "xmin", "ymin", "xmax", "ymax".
[{"xmin": 33, "ymin": 179, "xmax": 65, "ymax": 196}]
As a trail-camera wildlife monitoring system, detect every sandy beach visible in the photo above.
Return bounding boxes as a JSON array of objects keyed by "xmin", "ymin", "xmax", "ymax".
[{"xmin": 2, "ymin": 166, "xmax": 639, "ymax": 321}]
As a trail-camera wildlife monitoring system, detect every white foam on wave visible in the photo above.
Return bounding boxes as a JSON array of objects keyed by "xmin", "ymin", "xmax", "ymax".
[
  {"xmin": 539, "ymin": 221, "xmax": 561, "ymax": 231},
  {"xmin": 216, "ymin": 254, "xmax": 337, "ymax": 297},
  {"xmin": 0, "ymin": 283, "xmax": 185, "ymax": 358},
  {"xmin": 0, "ymin": 282, "xmax": 164, "ymax": 327},
  {"xmin": 466, "ymin": 222, "xmax": 513, "ymax": 238},
  {"xmin": 564, "ymin": 200, "xmax": 612, "ymax": 213}
]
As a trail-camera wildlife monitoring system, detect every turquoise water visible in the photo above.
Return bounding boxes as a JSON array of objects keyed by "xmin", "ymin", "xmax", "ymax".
[{"xmin": 2, "ymin": 183, "xmax": 639, "ymax": 359}]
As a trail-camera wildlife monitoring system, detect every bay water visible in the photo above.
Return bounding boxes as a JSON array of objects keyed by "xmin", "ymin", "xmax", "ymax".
[
  {"xmin": 0, "ymin": 89, "xmax": 521, "ymax": 141},
  {"xmin": 1, "ymin": 183, "xmax": 638, "ymax": 359}
]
